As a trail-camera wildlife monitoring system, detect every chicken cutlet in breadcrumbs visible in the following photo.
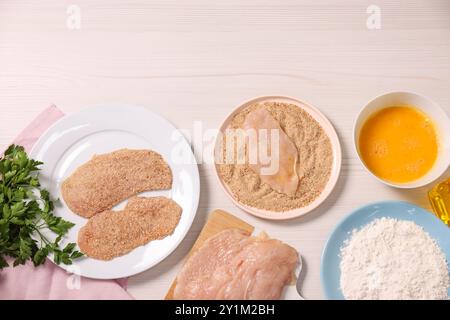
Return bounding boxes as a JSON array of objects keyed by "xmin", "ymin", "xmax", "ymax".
[
  {"xmin": 78, "ymin": 196, "xmax": 182, "ymax": 260},
  {"xmin": 61, "ymin": 149, "xmax": 172, "ymax": 218}
]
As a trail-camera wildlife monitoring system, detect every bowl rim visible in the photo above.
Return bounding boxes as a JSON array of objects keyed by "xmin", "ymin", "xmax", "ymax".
[
  {"xmin": 352, "ymin": 90, "xmax": 450, "ymax": 189},
  {"xmin": 320, "ymin": 199, "xmax": 450, "ymax": 299},
  {"xmin": 213, "ymin": 95, "xmax": 342, "ymax": 220}
]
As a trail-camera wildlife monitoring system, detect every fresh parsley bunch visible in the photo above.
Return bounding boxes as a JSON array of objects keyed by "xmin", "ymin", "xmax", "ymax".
[{"xmin": 0, "ymin": 145, "xmax": 83, "ymax": 270}]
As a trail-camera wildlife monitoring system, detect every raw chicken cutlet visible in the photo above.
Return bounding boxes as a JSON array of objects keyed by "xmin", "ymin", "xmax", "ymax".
[
  {"xmin": 61, "ymin": 149, "xmax": 172, "ymax": 218},
  {"xmin": 173, "ymin": 229, "xmax": 298, "ymax": 300},
  {"xmin": 78, "ymin": 196, "xmax": 182, "ymax": 260},
  {"xmin": 242, "ymin": 108, "xmax": 299, "ymax": 196}
]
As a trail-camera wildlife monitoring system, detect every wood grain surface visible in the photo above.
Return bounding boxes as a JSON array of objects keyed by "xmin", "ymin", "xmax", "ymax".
[{"xmin": 0, "ymin": 0, "xmax": 449, "ymax": 299}]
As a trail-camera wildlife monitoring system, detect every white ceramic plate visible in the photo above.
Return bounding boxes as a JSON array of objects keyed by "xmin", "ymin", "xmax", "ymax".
[
  {"xmin": 214, "ymin": 96, "xmax": 342, "ymax": 220},
  {"xmin": 30, "ymin": 104, "xmax": 200, "ymax": 279}
]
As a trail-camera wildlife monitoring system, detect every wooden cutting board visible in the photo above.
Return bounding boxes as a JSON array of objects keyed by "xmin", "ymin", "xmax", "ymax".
[{"xmin": 165, "ymin": 209, "xmax": 254, "ymax": 299}]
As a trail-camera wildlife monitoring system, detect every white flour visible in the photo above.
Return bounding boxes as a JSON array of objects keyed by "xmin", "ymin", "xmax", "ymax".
[{"xmin": 340, "ymin": 217, "xmax": 449, "ymax": 300}]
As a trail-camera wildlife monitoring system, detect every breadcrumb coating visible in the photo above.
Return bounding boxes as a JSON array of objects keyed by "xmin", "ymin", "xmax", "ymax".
[
  {"xmin": 61, "ymin": 149, "xmax": 172, "ymax": 218},
  {"xmin": 78, "ymin": 196, "xmax": 182, "ymax": 260}
]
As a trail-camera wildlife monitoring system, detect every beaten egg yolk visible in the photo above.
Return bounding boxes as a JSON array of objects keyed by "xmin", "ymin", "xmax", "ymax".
[{"xmin": 359, "ymin": 106, "xmax": 438, "ymax": 184}]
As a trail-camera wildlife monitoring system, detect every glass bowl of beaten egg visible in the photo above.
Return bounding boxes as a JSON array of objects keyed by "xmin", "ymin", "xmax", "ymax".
[{"xmin": 354, "ymin": 91, "xmax": 450, "ymax": 188}]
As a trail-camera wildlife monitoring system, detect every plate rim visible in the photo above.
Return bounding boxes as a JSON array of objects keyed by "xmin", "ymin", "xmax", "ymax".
[
  {"xmin": 320, "ymin": 200, "xmax": 450, "ymax": 300},
  {"xmin": 30, "ymin": 103, "xmax": 200, "ymax": 279},
  {"xmin": 213, "ymin": 95, "xmax": 342, "ymax": 220}
]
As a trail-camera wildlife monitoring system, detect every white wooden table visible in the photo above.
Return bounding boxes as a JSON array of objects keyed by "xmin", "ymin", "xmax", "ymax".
[{"xmin": 1, "ymin": 0, "xmax": 449, "ymax": 299}]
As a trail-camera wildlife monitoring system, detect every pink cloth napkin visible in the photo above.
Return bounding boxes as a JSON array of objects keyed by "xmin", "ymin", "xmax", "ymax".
[{"xmin": 0, "ymin": 105, "xmax": 133, "ymax": 300}]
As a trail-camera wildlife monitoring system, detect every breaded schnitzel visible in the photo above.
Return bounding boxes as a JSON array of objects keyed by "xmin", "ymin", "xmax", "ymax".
[
  {"xmin": 61, "ymin": 149, "xmax": 172, "ymax": 218},
  {"xmin": 78, "ymin": 196, "xmax": 182, "ymax": 260}
]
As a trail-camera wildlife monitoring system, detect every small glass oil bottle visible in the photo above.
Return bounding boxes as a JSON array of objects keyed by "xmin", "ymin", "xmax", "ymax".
[{"xmin": 428, "ymin": 178, "xmax": 450, "ymax": 226}]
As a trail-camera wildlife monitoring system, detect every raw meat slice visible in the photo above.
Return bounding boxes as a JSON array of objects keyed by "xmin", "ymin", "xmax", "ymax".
[
  {"xmin": 78, "ymin": 196, "xmax": 182, "ymax": 260},
  {"xmin": 173, "ymin": 229, "xmax": 298, "ymax": 300},
  {"xmin": 61, "ymin": 149, "xmax": 172, "ymax": 218},
  {"xmin": 243, "ymin": 108, "xmax": 299, "ymax": 196}
]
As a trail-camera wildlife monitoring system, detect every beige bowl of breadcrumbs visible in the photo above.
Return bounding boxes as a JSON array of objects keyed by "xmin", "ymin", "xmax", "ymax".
[{"xmin": 214, "ymin": 96, "xmax": 342, "ymax": 220}]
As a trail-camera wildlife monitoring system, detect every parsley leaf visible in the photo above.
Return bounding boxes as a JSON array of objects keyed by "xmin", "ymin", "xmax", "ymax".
[{"xmin": 0, "ymin": 145, "xmax": 83, "ymax": 269}]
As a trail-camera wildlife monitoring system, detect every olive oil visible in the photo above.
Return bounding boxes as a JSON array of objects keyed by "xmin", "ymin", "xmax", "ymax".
[{"xmin": 428, "ymin": 178, "xmax": 450, "ymax": 226}]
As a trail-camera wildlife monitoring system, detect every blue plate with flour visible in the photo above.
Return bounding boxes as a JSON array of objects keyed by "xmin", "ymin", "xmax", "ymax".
[{"xmin": 321, "ymin": 201, "xmax": 450, "ymax": 299}]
